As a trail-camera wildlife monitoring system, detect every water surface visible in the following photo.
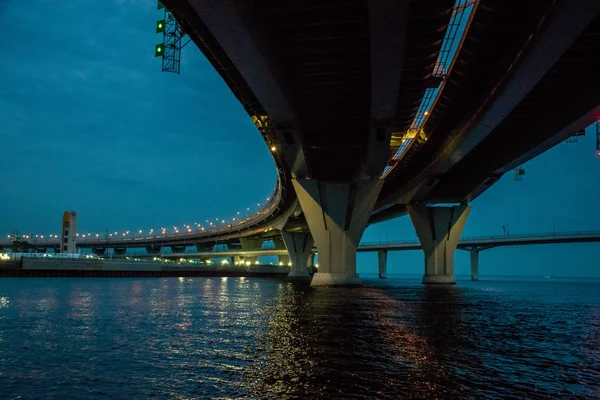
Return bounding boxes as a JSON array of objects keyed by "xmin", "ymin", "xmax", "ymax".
[{"xmin": 0, "ymin": 277, "xmax": 598, "ymax": 399}]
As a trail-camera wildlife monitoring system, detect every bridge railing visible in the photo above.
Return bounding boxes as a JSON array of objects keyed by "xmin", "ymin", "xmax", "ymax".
[
  {"xmin": 6, "ymin": 226, "xmax": 600, "ymax": 250},
  {"xmin": 460, "ymin": 230, "xmax": 600, "ymax": 241},
  {"xmin": 1, "ymin": 186, "xmax": 284, "ymax": 247},
  {"xmin": 360, "ymin": 230, "xmax": 600, "ymax": 246}
]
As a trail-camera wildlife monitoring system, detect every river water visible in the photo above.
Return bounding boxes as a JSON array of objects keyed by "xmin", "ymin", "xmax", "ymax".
[{"xmin": 0, "ymin": 276, "xmax": 598, "ymax": 399}]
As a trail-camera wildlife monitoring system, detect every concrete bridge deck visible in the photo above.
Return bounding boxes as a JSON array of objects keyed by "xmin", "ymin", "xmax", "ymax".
[
  {"xmin": 162, "ymin": 231, "xmax": 600, "ymax": 258},
  {"xmin": 5, "ymin": 1, "xmax": 600, "ymax": 286}
]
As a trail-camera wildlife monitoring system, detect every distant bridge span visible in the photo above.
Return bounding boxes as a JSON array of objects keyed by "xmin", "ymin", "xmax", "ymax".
[{"xmin": 163, "ymin": 231, "xmax": 600, "ymax": 281}]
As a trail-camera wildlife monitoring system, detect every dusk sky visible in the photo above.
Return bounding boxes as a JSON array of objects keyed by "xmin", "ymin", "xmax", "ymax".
[{"xmin": 1, "ymin": 0, "xmax": 599, "ymax": 277}]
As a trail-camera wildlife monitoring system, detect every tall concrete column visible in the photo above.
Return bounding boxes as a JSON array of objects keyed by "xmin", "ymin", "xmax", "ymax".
[
  {"xmin": 240, "ymin": 237, "xmax": 263, "ymax": 264},
  {"xmin": 378, "ymin": 249, "xmax": 387, "ymax": 279},
  {"xmin": 272, "ymin": 237, "xmax": 291, "ymax": 265},
  {"xmin": 278, "ymin": 255, "xmax": 290, "ymax": 265},
  {"xmin": 171, "ymin": 245, "xmax": 186, "ymax": 254},
  {"xmin": 293, "ymin": 178, "xmax": 383, "ymax": 286},
  {"xmin": 408, "ymin": 204, "xmax": 471, "ymax": 284},
  {"xmin": 470, "ymin": 248, "xmax": 479, "ymax": 281},
  {"xmin": 307, "ymin": 253, "xmax": 315, "ymax": 267},
  {"xmin": 281, "ymin": 231, "xmax": 313, "ymax": 280},
  {"xmin": 92, "ymin": 247, "xmax": 106, "ymax": 257},
  {"xmin": 145, "ymin": 245, "xmax": 161, "ymax": 256},
  {"xmin": 195, "ymin": 242, "xmax": 213, "ymax": 252}
]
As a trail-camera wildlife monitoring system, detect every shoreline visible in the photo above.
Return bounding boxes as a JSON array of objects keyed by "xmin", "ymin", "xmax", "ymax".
[
  {"xmin": 0, "ymin": 258, "xmax": 295, "ymax": 278},
  {"xmin": 0, "ymin": 269, "xmax": 289, "ymax": 278}
]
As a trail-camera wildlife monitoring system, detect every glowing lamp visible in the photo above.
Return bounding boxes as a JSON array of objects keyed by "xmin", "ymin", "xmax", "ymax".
[{"xmin": 156, "ymin": 19, "xmax": 165, "ymax": 33}]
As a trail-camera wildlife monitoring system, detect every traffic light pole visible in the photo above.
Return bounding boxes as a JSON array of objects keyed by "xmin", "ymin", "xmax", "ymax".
[{"xmin": 155, "ymin": 1, "xmax": 190, "ymax": 74}]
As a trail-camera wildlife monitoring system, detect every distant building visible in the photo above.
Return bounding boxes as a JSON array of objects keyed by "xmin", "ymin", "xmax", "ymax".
[{"xmin": 61, "ymin": 211, "xmax": 77, "ymax": 253}]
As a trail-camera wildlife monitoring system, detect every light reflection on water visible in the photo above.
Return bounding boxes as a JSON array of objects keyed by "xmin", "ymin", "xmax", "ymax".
[{"xmin": 0, "ymin": 277, "xmax": 598, "ymax": 399}]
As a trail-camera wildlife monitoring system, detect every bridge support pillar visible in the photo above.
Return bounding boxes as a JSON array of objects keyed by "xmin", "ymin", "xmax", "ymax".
[
  {"xmin": 195, "ymin": 242, "xmax": 213, "ymax": 252},
  {"xmin": 92, "ymin": 248, "xmax": 106, "ymax": 257},
  {"xmin": 378, "ymin": 250, "xmax": 387, "ymax": 279},
  {"xmin": 278, "ymin": 255, "xmax": 290, "ymax": 265},
  {"xmin": 114, "ymin": 247, "xmax": 127, "ymax": 257},
  {"xmin": 145, "ymin": 245, "xmax": 161, "ymax": 256},
  {"xmin": 293, "ymin": 178, "xmax": 383, "ymax": 286},
  {"xmin": 281, "ymin": 231, "xmax": 313, "ymax": 280},
  {"xmin": 408, "ymin": 204, "xmax": 471, "ymax": 284},
  {"xmin": 240, "ymin": 237, "xmax": 263, "ymax": 264},
  {"xmin": 470, "ymin": 249, "xmax": 479, "ymax": 281},
  {"xmin": 307, "ymin": 253, "xmax": 315, "ymax": 268},
  {"xmin": 171, "ymin": 245, "xmax": 186, "ymax": 254},
  {"xmin": 273, "ymin": 237, "xmax": 291, "ymax": 266}
]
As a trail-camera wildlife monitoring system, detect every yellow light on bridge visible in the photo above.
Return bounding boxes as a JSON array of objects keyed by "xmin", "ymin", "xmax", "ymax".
[{"xmin": 270, "ymin": 146, "xmax": 276, "ymax": 152}]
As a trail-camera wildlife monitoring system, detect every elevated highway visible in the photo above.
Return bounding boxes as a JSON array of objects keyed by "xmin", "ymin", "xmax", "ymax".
[
  {"xmin": 5, "ymin": 0, "xmax": 600, "ymax": 285},
  {"xmin": 157, "ymin": 0, "xmax": 600, "ymax": 285},
  {"xmin": 162, "ymin": 230, "xmax": 600, "ymax": 280}
]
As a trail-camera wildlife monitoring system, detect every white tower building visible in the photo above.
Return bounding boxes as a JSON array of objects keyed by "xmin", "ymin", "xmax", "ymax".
[{"xmin": 60, "ymin": 211, "xmax": 77, "ymax": 253}]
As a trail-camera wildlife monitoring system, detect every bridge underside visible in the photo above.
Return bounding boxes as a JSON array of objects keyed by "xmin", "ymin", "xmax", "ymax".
[
  {"xmin": 145, "ymin": 0, "xmax": 600, "ymax": 285},
  {"xmin": 377, "ymin": 0, "xmax": 600, "ymax": 212}
]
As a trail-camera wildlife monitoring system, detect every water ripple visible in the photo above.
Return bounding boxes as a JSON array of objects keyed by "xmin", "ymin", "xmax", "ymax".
[{"xmin": 0, "ymin": 277, "xmax": 598, "ymax": 399}]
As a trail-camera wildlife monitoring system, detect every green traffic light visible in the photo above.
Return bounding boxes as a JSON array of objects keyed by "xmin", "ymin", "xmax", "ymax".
[{"xmin": 156, "ymin": 19, "xmax": 166, "ymax": 33}]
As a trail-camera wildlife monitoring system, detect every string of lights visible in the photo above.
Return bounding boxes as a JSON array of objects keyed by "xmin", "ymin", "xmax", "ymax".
[{"xmin": 4, "ymin": 193, "xmax": 277, "ymax": 244}]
